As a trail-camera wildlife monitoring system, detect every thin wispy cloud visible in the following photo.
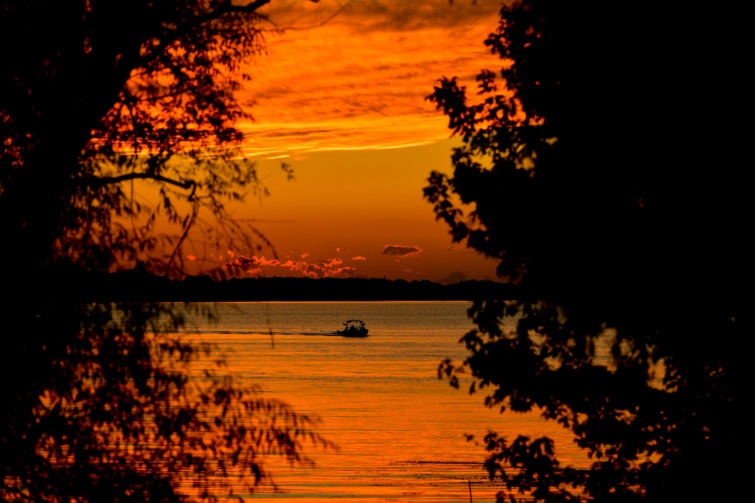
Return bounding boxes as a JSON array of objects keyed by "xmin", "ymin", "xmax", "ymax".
[{"xmin": 222, "ymin": 252, "xmax": 362, "ymax": 278}]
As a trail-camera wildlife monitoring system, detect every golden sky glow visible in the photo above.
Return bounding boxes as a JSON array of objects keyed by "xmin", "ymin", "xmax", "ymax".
[
  {"xmin": 212, "ymin": 0, "xmax": 505, "ymax": 282},
  {"xmin": 243, "ymin": 0, "xmax": 504, "ymax": 154}
]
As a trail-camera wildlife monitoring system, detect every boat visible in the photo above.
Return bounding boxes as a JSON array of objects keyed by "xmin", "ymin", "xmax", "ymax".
[{"xmin": 336, "ymin": 319, "xmax": 369, "ymax": 338}]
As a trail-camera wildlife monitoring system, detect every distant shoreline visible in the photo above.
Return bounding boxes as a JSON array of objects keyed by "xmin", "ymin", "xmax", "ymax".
[{"xmin": 48, "ymin": 272, "xmax": 518, "ymax": 303}]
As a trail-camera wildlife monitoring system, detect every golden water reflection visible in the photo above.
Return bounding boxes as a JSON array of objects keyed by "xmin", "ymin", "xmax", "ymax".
[{"xmin": 176, "ymin": 302, "xmax": 592, "ymax": 502}]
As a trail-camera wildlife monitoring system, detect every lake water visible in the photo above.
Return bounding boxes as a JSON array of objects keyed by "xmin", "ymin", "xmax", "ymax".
[{"xmin": 178, "ymin": 301, "xmax": 589, "ymax": 502}]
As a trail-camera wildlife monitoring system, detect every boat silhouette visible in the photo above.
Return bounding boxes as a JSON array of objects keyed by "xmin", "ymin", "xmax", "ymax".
[{"xmin": 336, "ymin": 319, "xmax": 369, "ymax": 338}]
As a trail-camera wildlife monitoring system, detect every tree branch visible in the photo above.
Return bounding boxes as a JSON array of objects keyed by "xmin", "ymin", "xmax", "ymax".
[
  {"xmin": 83, "ymin": 172, "xmax": 197, "ymax": 193},
  {"xmin": 159, "ymin": 0, "xmax": 271, "ymax": 37},
  {"xmin": 197, "ymin": 0, "xmax": 273, "ymax": 25},
  {"xmin": 136, "ymin": 0, "xmax": 272, "ymax": 71}
]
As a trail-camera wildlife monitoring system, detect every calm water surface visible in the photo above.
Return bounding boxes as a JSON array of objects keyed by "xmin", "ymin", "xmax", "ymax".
[{"xmin": 179, "ymin": 301, "xmax": 587, "ymax": 502}]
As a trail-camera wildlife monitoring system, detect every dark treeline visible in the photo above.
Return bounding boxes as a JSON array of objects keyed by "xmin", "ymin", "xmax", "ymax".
[{"xmin": 46, "ymin": 271, "xmax": 517, "ymax": 302}]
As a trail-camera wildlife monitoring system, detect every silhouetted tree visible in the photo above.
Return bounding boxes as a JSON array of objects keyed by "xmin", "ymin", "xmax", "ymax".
[
  {"xmin": 427, "ymin": 1, "xmax": 747, "ymax": 502},
  {"xmin": 1, "ymin": 1, "xmax": 329, "ymax": 502},
  {"xmin": 1, "ymin": 0, "xmax": 298, "ymax": 279}
]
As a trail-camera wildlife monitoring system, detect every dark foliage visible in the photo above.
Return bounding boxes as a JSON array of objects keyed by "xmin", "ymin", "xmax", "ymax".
[
  {"xmin": 427, "ymin": 1, "xmax": 747, "ymax": 502},
  {"xmin": 1, "ymin": 1, "xmax": 329, "ymax": 502},
  {"xmin": 0, "ymin": 301, "xmax": 331, "ymax": 502},
  {"xmin": 1, "ymin": 0, "xmax": 290, "ymax": 282}
]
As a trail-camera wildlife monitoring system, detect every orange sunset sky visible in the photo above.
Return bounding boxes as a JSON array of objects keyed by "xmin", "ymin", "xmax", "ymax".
[{"xmin": 209, "ymin": 0, "xmax": 505, "ymax": 283}]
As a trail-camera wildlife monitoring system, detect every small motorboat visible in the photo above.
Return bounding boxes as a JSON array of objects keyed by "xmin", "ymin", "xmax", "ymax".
[{"xmin": 336, "ymin": 319, "xmax": 369, "ymax": 338}]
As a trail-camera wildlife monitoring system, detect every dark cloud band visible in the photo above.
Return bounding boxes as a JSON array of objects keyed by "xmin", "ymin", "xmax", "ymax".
[{"xmin": 382, "ymin": 244, "xmax": 422, "ymax": 257}]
